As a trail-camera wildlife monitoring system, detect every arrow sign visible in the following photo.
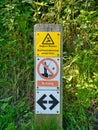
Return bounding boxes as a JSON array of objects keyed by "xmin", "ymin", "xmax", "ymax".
[
  {"xmin": 49, "ymin": 94, "xmax": 59, "ymax": 110},
  {"xmin": 37, "ymin": 94, "xmax": 47, "ymax": 110},
  {"xmin": 36, "ymin": 91, "xmax": 60, "ymax": 114}
]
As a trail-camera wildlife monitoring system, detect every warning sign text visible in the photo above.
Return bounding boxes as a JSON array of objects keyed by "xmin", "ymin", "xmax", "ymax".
[{"xmin": 36, "ymin": 32, "xmax": 60, "ymax": 57}]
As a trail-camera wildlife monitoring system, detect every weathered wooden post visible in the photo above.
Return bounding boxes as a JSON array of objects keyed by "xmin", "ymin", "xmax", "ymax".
[{"xmin": 34, "ymin": 24, "xmax": 63, "ymax": 129}]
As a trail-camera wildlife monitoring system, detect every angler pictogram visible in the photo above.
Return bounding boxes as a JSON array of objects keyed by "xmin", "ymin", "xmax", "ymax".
[{"xmin": 37, "ymin": 58, "xmax": 59, "ymax": 80}]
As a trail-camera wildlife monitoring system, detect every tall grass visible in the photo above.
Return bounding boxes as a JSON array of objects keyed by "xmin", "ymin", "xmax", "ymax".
[{"xmin": 0, "ymin": 0, "xmax": 98, "ymax": 129}]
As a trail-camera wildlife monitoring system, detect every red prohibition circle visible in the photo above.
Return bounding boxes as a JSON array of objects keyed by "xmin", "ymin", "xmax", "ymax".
[{"xmin": 37, "ymin": 58, "xmax": 59, "ymax": 80}]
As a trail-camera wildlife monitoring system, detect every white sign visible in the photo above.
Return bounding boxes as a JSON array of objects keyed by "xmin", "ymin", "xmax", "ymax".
[
  {"xmin": 36, "ymin": 57, "xmax": 60, "ymax": 90},
  {"xmin": 36, "ymin": 91, "xmax": 60, "ymax": 114}
]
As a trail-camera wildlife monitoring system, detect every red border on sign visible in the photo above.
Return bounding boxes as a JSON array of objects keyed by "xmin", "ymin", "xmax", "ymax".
[{"xmin": 37, "ymin": 58, "xmax": 59, "ymax": 80}]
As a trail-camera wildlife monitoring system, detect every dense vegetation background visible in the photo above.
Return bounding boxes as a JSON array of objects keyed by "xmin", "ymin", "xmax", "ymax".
[{"xmin": 0, "ymin": 0, "xmax": 98, "ymax": 129}]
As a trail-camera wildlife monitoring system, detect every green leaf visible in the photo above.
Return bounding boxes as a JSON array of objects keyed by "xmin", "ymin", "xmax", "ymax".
[
  {"xmin": 1, "ymin": 103, "xmax": 8, "ymax": 110},
  {"xmin": 0, "ymin": 96, "xmax": 12, "ymax": 102}
]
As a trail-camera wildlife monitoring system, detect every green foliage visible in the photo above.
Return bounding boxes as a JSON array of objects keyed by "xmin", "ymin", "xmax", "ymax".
[
  {"xmin": 0, "ymin": 96, "xmax": 15, "ymax": 129},
  {"xmin": 35, "ymin": 117, "xmax": 63, "ymax": 130},
  {"xmin": 0, "ymin": 96, "xmax": 34, "ymax": 129},
  {"xmin": 0, "ymin": 0, "xmax": 98, "ymax": 129}
]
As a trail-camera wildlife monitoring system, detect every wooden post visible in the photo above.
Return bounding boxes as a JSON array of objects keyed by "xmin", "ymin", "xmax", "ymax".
[{"xmin": 34, "ymin": 24, "xmax": 63, "ymax": 130}]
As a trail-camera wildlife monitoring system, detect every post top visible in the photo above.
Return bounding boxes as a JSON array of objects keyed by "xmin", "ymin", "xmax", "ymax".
[{"xmin": 34, "ymin": 24, "xmax": 62, "ymax": 32}]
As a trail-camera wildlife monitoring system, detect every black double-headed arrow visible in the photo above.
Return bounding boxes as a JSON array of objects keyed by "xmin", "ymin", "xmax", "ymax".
[{"xmin": 37, "ymin": 94, "xmax": 59, "ymax": 110}]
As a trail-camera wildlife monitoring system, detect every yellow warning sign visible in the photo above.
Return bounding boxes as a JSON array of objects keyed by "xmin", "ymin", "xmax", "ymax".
[{"xmin": 36, "ymin": 32, "xmax": 60, "ymax": 57}]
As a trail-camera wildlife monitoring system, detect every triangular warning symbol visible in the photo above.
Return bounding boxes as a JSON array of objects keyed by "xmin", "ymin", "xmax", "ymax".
[{"xmin": 42, "ymin": 33, "xmax": 54, "ymax": 44}]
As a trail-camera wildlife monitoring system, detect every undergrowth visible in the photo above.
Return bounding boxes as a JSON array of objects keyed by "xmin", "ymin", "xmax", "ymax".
[{"xmin": 0, "ymin": 0, "xmax": 98, "ymax": 129}]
